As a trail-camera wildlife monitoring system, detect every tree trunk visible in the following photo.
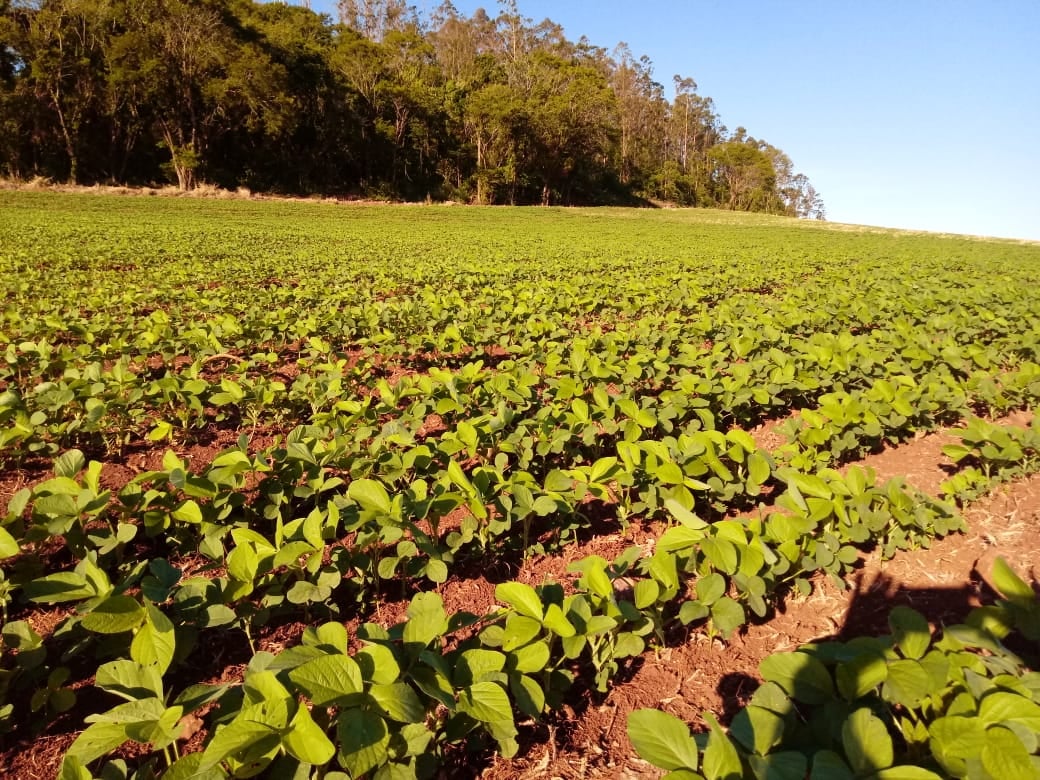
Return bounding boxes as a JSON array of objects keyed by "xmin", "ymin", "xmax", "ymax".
[
  {"xmin": 475, "ymin": 129, "xmax": 486, "ymax": 204},
  {"xmin": 161, "ymin": 124, "xmax": 196, "ymax": 190},
  {"xmin": 49, "ymin": 87, "xmax": 78, "ymax": 183}
]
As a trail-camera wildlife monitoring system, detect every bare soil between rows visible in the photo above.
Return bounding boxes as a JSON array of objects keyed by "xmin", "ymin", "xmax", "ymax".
[{"xmin": 2, "ymin": 413, "xmax": 1038, "ymax": 778}]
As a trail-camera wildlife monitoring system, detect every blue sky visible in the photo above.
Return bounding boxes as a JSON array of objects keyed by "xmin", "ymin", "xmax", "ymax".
[{"xmin": 312, "ymin": 1, "xmax": 1040, "ymax": 241}]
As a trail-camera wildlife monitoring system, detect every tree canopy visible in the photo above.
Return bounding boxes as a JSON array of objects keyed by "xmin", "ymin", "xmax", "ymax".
[{"xmin": 0, "ymin": 0, "xmax": 824, "ymax": 216}]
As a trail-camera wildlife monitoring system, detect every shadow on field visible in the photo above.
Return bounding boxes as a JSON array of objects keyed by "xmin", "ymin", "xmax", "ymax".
[{"xmin": 713, "ymin": 565, "xmax": 1016, "ymax": 725}]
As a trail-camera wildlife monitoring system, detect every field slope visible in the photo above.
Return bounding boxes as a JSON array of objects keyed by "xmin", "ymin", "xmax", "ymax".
[{"xmin": 2, "ymin": 192, "xmax": 1040, "ymax": 777}]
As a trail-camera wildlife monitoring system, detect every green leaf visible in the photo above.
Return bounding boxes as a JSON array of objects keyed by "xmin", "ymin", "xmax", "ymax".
[
  {"xmin": 289, "ymin": 655, "xmax": 363, "ymax": 707},
  {"xmin": 981, "ymin": 726, "xmax": 1035, "ymax": 780},
  {"xmin": 836, "ymin": 651, "xmax": 888, "ymax": 701},
  {"xmin": 627, "ymin": 709, "xmax": 699, "ymax": 772},
  {"xmin": 749, "ymin": 681, "xmax": 794, "ymax": 716},
  {"xmin": 57, "ymin": 757, "xmax": 92, "ymax": 780},
  {"xmin": 410, "ymin": 662, "xmax": 453, "ymax": 709},
  {"xmin": 710, "ymin": 597, "xmax": 746, "ymax": 638},
  {"xmin": 748, "ymin": 451, "xmax": 772, "ymax": 486},
  {"xmin": 172, "ymin": 499, "xmax": 203, "ymax": 524},
  {"xmin": 748, "ymin": 752, "xmax": 807, "ymax": 780},
  {"xmin": 989, "ymin": 557, "xmax": 1036, "ymax": 608},
  {"xmin": 130, "ymin": 602, "xmax": 176, "ymax": 675},
  {"xmin": 123, "ymin": 702, "xmax": 183, "ymax": 749},
  {"xmin": 882, "ymin": 659, "xmax": 932, "ymax": 709},
  {"xmin": 589, "ymin": 456, "xmax": 619, "ymax": 483},
  {"xmin": 148, "ymin": 420, "xmax": 173, "ymax": 441},
  {"xmin": 403, "ymin": 592, "xmax": 447, "ymax": 648},
  {"xmin": 679, "ymin": 600, "xmax": 709, "ymax": 625},
  {"xmin": 730, "ymin": 705, "xmax": 785, "ymax": 755},
  {"xmin": 348, "ymin": 478, "xmax": 392, "ymax": 515},
  {"xmin": 664, "ymin": 498, "xmax": 709, "ymax": 530},
  {"xmin": 55, "ymin": 449, "xmax": 86, "ymax": 478},
  {"xmin": 142, "ymin": 558, "xmax": 182, "ymax": 602},
  {"xmin": 809, "ymin": 750, "xmax": 854, "ymax": 780},
  {"xmin": 283, "ymin": 702, "xmax": 335, "ymax": 766},
  {"xmin": 702, "ymin": 713, "xmax": 742, "ymax": 780},
  {"xmin": 495, "ymin": 582, "xmax": 543, "ymax": 620},
  {"xmin": 865, "ymin": 768, "xmax": 944, "ymax": 780},
  {"xmin": 542, "ymin": 603, "xmax": 576, "ymax": 637},
  {"xmin": 174, "ymin": 684, "xmax": 228, "ymax": 713},
  {"xmin": 227, "ymin": 542, "xmax": 258, "ymax": 583},
  {"xmin": 979, "ymin": 691, "xmax": 1040, "ymax": 730},
  {"xmin": 700, "ymin": 537, "xmax": 738, "ymax": 574},
  {"xmin": 81, "ymin": 595, "xmax": 145, "ymax": 634},
  {"xmin": 200, "ymin": 604, "xmax": 236, "ymax": 628},
  {"xmin": 369, "ymin": 682, "xmax": 426, "ymax": 723},
  {"xmin": 24, "ymin": 571, "xmax": 96, "ymax": 604},
  {"xmin": 34, "ymin": 492, "xmax": 78, "ymax": 518},
  {"xmin": 356, "ymin": 644, "xmax": 401, "ymax": 685},
  {"xmin": 941, "ymin": 443, "xmax": 974, "ymax": 463},
  {"xmin": 510, "ymin": 674, "xmax": 546, "ymax": 719},
  {"xmin": 727, "ymin": 429, "xmax": 757, "ymax": 453},
  {"xmin": 459, "ymin": 681, "xmax": 513, "ymax": 724},
  {"xmin": 65, "ymin": 721, "xmax": 130, "ymax": 766},
  {"xmin": 696, "ymin": 573, "xmax": 726, "ymax": 605},
  {"xmin": 783, "ymin": 470, "xmax": 833, "ymax": 500},
  {"xmin": 86, "ymin": 696, "xmax": 165, "ymax": 727},
  {"xmin": 760, "ymin": 652, "xmax": 834, "ymax": 705},
  {"xmin": 198, "ymin": 717, "xmax": 278, "ymax": 772},
  {"xmin": 95, "ymin": 659, "xmax": 163, "ymax": 701},
  {"xmin": 425, "ymin": 558, "xmax": 448, "ymax": 583},
  {"xmin": 579, "ymin": 557, "xmax": 613, "ymax": 600},
  {"xmin": 512, "ymin": 640, "xmax": 551, "ymax": 674},
  {"xmin": 842, "ymin": 708, "xmax": 893, "ymax": 775},
  {"xmin": 655, "ymin": 461, "xmax": 686, "ymax": 485},
  {"xmin": 0, "ymin": 526, "xmax": 19, "ymax": 558},
  {"xmin": 305, "ymin": 622, "xmax": 349, "ymax": 653},
  {"xmin": 888, "ymin": 606, "xmax": 931, "ymax": 660},
  {"xmin": 634, "ymin": 579, "xmax": 661, "ymax": 609},
  {"xmin": 928, "ymin": 716, "xmax": 986, "ymax": 777},
  {"xmin": 659, "ymin": 525, "xmax": 705, "ymax": 553},
  {"xmin": 336, "ymin": 709, "xmax": 389, "ymax": 778},
  {"xmin": 614, "ymin": 632, "xmax": 645, "ymax": 658},
  {"xmin": 162, "ymin": 753, "xmax": 229, "ymax": 780},
  {"xmin": 455, "ymin": 649, "xmax": 507, "ymax": 686}
]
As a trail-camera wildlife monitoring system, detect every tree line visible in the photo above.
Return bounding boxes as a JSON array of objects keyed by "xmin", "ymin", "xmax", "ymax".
[{"xmin": 0, "ymin": 0, "xmax": 825, "ymax": 215}]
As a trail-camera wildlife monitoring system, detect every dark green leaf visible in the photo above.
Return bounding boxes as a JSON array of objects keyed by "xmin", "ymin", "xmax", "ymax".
[
  {"xmin": 842, "ymin": 708, "xmax": 893, "ymax": 775},
  {"xmin": 336, "ymin": 709, "xmax": 389, "ymax": 778},
  {"xmin": 760, "ymin": 652, "xmax": 834, "ymax": 705},
  {"xmin": 888, "ymin": 606, "xmax": 931, "ymax": 660},
  {"xmin": 730, "ymin": 705, "xmax": 785, "ymax": 755},
  {"xmin": 369, "ymin": 682, "xmax": 426, "ymax": 723}
]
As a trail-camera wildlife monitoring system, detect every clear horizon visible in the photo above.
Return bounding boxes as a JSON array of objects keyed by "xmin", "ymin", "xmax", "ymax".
[{"xmin": 308, "ymin": 0, "xmax": 1040, "ymax": 242}]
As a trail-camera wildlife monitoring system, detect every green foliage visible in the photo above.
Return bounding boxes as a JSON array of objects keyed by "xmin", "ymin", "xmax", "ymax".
[
  {"xmin": 0, "ymin": 0, "xmax": 819, "ymax": 208},
  {"xmin": 941, "ymin": 416, "xmax": 1040, "ymax": 503},
  {"xmin": 1, "ymin": 196, "xmax": 1040, "ymax": 774},
  {"xmin": 630, "ymin": 558, "xmax": 1040, "ymax": 779}
]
